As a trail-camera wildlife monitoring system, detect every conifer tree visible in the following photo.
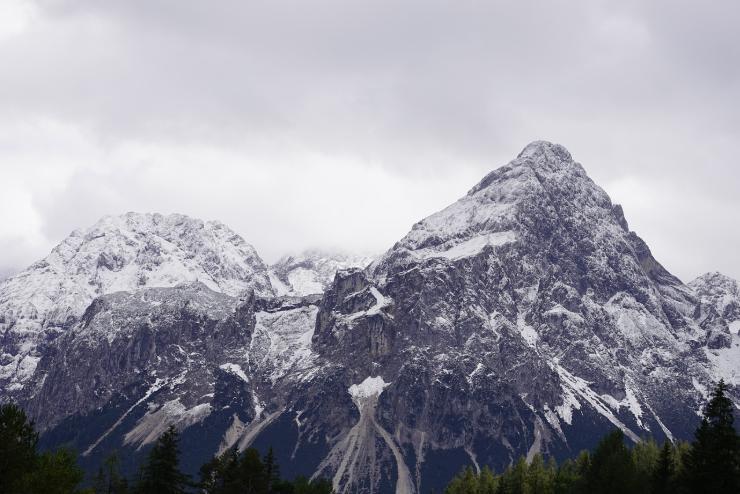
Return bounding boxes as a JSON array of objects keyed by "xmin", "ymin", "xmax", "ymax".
[
  {"xmin": 264, "ymin": 447, "xmax": 280, "ymax": 493},
  {"xmin": 526, "ymin": 453, "xmax": 555, "ymax": 493},
  {"xmin": 651, "ymin": 441, "xmax": 675, "ymax": 494},
  {"xmin": 93, "ymin": 452, "xmax": 129, "ymax": 494},
  {"xmin": 499, "ymin": 458, "xmax": 528, "ymax": 494},
  {"xmin": 200, "ymin": 446, "xmax": 241, "ymax": 494},
  {"xmin": 584, "ymin": 429, "xmax": 638, "ymax": 494},
  {"xmin": 23, "ymin": 448, "xmax": 86, "ymax": 494},
  {"xmin": 478, "ymin": 466, "xmax": 499, "ymax": 494},
  {"xmin": 238, "ymin": 448, "xmax": 269, "ymax": 494},
  {"xmin": 632, "ymin": 438, "xmax": 659, "ymax": 494},
  {"xmin": 683, "ymin": 379, "xmax": 740, "ymax": 493},
  {"xmin": 135, "ymin": 425, "xmax": 190, "ymax": 494},
  {"xmin": 0, "ymin": 403, "xmax": 39, "ymax": 493}
]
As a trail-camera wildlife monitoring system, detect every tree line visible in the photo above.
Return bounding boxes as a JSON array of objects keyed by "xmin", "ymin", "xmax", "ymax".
[
  {"xmin": 1, "ymin": 380, "xmax": 737, "ymax": 493},
  {"xmin": 0, "ymin": 404, "xmax": 332, "ymax": 494},
  {"xmin": 444, "ymin": 380, "xmax": 739, "ymax": 494}
]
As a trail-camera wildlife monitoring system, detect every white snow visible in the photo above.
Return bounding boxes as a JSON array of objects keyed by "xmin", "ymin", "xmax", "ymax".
[
  {"xmin": 367, "ymin": 287, "xmax": 391, "ymax": 315},
  {"xmin": 624, "ymin": 387, "xmax": 644, "ymax": 426},
  {"xmin": 555, "ymin": 384, "xmax": 582, "ymax": 425},
  {"xmin": 467, "ymin": 363, "xmax": 485, "ymax": 385},
  {"xmin": 645, "ymin": 403, "xmax": 674, "ymax": 443},
  {"xmin": 348, "ymin": 376, "xmax": 390, "ymax": 400},
  {"xmin": 705, "ymin": 332, "xmax": 740, "ymax": 386},
  {"xmin": 517, "ymin": 313, "xmax": 538, "ymax": 347},
  {"xmin": 605, "ymin": 293, "xmax": 673, "ymax": 347},
  {"xmin": 729, "ymin": 320, "xmax": 740, "ymax": 335},
  {"xmin": 344, "ymin": 286, "xmax": 392, "ymax": 322},
  {"xmin": 600, "ymin": 385, "xmax": 644, "ymax": 428},
  {"xmin": 319, "ymin": 374, "xmax": 410, "ymax": 494},
  {"xmin": 411, "ymin": 231, "xmax": 517, "ymax": 261},
  {"xmin": 287, "ymin": 268, "xmax": 324, "ymax": 295},
  {"xmin": 0, "ymin": 212, "xmax": 273, "ymax": 391},
  {"xmin": 267, "ymin": 272, "xmax": 291, "ymax": 297},
  {"xmin": 269, "ymin": 250, "xmax": 375, "ymax": 297},
  {"xmin": 250, "ymin": 306, "xmax": 319, "ymax": 383},
  {"xmin": 554, "ymin": 364, "xmax": 640, "ymax": 443},
  {"xmin": 219, "ymin": 363, "xmax": 249, "ymax": 383}
]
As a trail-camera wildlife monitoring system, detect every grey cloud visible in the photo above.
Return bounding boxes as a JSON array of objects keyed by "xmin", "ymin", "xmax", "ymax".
[{"xmin": 0, "ymin": 0, "xmax": 738, "ymax": 281}]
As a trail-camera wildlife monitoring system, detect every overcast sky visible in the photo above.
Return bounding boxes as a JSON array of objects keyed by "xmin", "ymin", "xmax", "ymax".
[{"xmin": 0, "ymin": 0, "xmax": 738, "ymax": 282}]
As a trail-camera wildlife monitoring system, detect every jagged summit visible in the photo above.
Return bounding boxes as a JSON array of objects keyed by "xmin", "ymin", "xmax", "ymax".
[
  {"xmin": 517, "ymin": 139, "xmax": 572, "ymax": 160},
  {"xmin": 467, "ymin": 140, "xmax": 580, "ymax": 196},
  {"xmin": 373, "ymin": 140, "xmax": 637, "ymax": 283},
  {"xmin": 2, "ymin": 143, "xmax": 737, "ymax": 494},
  {"xmin": 0, "ymin": 211, "xmax": 273, "ymax": 393}
]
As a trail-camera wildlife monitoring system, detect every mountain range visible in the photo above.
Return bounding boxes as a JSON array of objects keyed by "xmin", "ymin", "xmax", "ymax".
[{"xmin": 0, "ymin": 141, "xmax": 737, "ymax": 493}]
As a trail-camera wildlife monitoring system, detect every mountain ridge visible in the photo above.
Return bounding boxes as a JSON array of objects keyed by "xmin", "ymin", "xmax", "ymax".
[{"xmin": 1, "ymin": 141, "xmax": 737, "ymax": 494}]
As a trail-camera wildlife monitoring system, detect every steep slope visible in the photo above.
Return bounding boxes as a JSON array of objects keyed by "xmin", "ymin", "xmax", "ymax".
[
  {"xmin": 310, "ymin": 141, "xmax": 727, "ymax": 491},
  {"xmin": 10, "ymin": 142, "xmax": 737, "ymax": 494},
  {"xmin": 26, "ymin": 283, "xmax": 325, "ymax": 478},
  {"xmin": 689, "ymin": 272, "xmax": 740, "ymax": 385},
  {"xmin": 269, "ymin": 250, "xmax": 374, "ymax": 296},
  {"xmin": 0, "ymin": 212, "xmax": 273, "ymax": 394}
]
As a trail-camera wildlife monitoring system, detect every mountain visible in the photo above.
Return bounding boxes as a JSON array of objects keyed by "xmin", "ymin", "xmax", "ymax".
[
  {"xmin": 5, "ymin": 142, "xmax": 738, "ymax": 494},
  {"xmin": 689, "ymin": 272, "xmax": 740, "ymax": 385},
  {"xmin": 269, "ymin": 250, "xmax": 375, "ymax": 296},
  {"xmin": 0, "ymin": 212, "xmax": 273, "ymax": 395}
]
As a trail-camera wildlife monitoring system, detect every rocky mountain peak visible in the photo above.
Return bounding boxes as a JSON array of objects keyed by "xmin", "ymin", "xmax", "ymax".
[
  {"xmin": 517, "ymin": 139, "xmax": 573, "ymax": 162},
  {"xmin": 690, "ymin": 271, "xmax": 740, "ymax": 325},
  {"xmin": 2, "ymin": 144, "xmax": 737, "ymax": 494},
  {"xmin": 0, "ymin": 211, "xmax": 273, "ymax": 394},
  {"xmin": 372, "ymin": 141, "xmax": 637, "ymax": 285}
]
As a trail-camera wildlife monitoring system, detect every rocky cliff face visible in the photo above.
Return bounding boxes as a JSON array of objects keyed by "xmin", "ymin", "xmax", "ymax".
[
  {"xmin": 0, "ymin": 212, "xmax": 273, "ymax": 395},
  {"xmin": 5, "ymin": 142, "xmax": 738, "ymax": 494},
  {"xmin": 689, "ymin": 272, "xmax": 740, "ymax": 385}
]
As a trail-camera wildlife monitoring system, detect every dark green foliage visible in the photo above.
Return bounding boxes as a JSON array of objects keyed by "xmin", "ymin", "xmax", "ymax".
[
  {"xmin": 200, "ymin": 446, "xmax": 242, "ymax": 494},
  {"xmin": 134, "ymin": 425, "xmax": 191, "ymax": 494},
  {"xmin": 264, "ymin": 447, "xmax": 280, "ymax": 492},
  {"xmin": 22, "ymin": 448, "xmax": 87, "ymax": 494},
  {"xmin": 198, "ymin": 446, "xmax": 333, "ymax": 494},
  {"xmin": 239, "ymin": 448, "xmax": 270, "ymax": 493},
  {"xmin": 682, "ymin": 379, "xmax": 740, "ymax": 493},
  {"xmin": 0, "ymin": 403, "xmax": 88, "ymax": 494},
  {"xmin": 93, "ymin": 452, "xmax": 129, "ymax": 494},
  {"xmin": 0, "ymin": 403, "xmax": 39, "ymax": 493},
  {"xmin": 652, "ymin": 441, "xmax": 675, "ymax": 494},
  {"xmin": 444, "ymin": 381, "xmax": 739, "ymax": 494},
  {"xmin": 585, "ymin": 430, "xmax": 638, "ymax": 493}
]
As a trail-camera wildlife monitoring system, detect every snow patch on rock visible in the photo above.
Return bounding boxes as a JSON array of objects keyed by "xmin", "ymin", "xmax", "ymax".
[
  {"xmin": 348, "ymin": 376, "xmax": 390, "ymax": 401},
  {"xmin": 220, "ymin": 363, "xmax": 249, "ymax": 383}
]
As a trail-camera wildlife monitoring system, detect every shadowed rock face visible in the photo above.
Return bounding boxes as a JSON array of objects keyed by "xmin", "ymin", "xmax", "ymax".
[{"xmin": 5, "ymin": 142, "xmax": 738, "ymax": 494}]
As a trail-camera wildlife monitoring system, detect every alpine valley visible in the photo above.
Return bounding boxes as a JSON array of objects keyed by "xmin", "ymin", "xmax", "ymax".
[{"xmin": 1, "ymin": 141, "xmax": 737, "ymax": 493}]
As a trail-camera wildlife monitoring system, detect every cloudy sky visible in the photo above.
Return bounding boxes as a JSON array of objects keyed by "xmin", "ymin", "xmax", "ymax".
[{"xmin": 0, "ymin": 0, "xmax": 738, "ymax": 282}]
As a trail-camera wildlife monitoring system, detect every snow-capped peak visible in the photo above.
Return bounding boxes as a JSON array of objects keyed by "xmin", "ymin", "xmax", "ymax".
[
  {"xmin": 0, "ymin": 212, "xmax": 273, "ymax": 392},
  {"xmin": 372, "ymin": 141, "xmax": 618, "ymax": 274}
]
